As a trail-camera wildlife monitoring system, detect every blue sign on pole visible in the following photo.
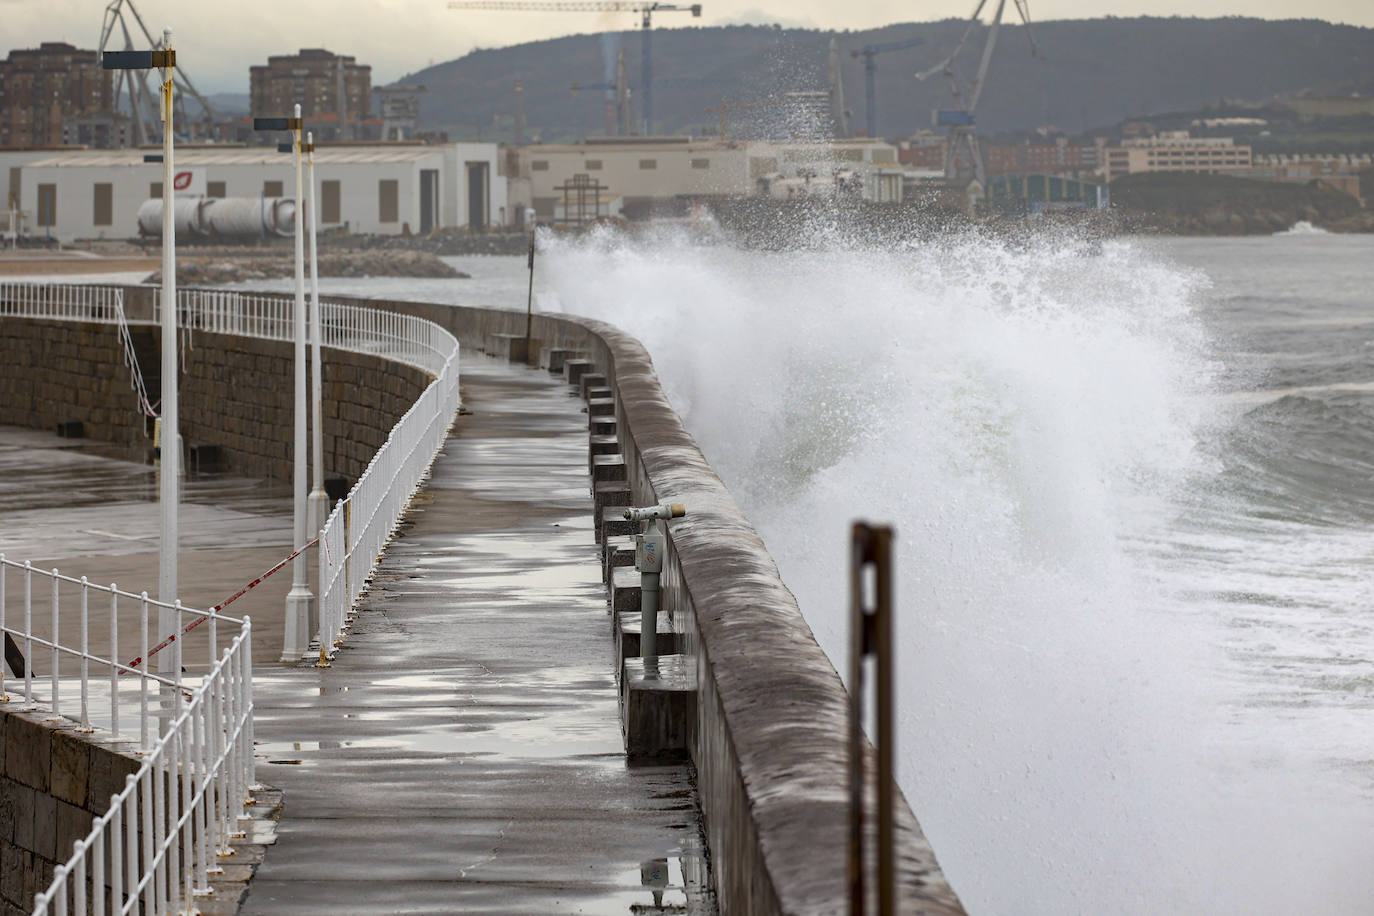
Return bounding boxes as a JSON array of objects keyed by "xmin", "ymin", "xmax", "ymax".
[{"xmin": 934, "ymin": 109, "xmax": 975, "ymax": 127}]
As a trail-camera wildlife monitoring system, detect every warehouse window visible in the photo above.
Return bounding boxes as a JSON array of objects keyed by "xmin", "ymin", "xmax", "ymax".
[
  {"xmin": 639, "ymin": 159, "xmax": 657, "ymax": 170},
  {"xmin": 691, "ymin": 158, "xmax": 709, "ymax": 169},
  {"xmin": 93, "ymin": 183, "xmax": 113, "ymax": 226},
  {"xmin": 8, "ymin": 168, "xmax": 19, "ymax": 208},
  {"xmin": 379, "ymin": 179, "xmax": 398, "ymax": 223},
  {"xmin": 585, "ymin": 160, "xmax": 603, "ymax": 170},
  {"xmin": 322, "ymin": 180, "xmax": 341, "ymax": 223},
  {"xmin": 263, "ymin": 180, "xmax": 284, "ymax": 198},
  {"xmin": 531, "ymin": 160, "xmax": 549, "ymax": 171},
  {"xmin": 207, "ymin": 181, "xmax": 226, "ymax": 198},
  {"xmin": 150, "ymin": 182, "xmax": 162, "ymax": 199},
  {"xmin": 37, "ymin": 184, "xmax": 56, "ymax": 227}
]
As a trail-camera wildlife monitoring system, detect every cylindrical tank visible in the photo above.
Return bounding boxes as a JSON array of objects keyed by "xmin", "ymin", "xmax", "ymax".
[{"xmin": 137, "ymin": 197, "xmax": 296, "ymax": 238}]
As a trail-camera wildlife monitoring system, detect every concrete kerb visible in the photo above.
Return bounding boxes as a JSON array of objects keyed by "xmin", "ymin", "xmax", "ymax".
[{"xmin": 323, "ymin": 296, "xmax": 964, "ymax": 916}]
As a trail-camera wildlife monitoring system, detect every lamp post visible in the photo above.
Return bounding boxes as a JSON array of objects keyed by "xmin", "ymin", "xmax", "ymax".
[
  {"xmin": 104, "ymin": 30, "xmax": 179, "ymax": 675},
  {"xmin": 253, "ymin": 106, "xmax": 314, "ymax": 661},
  {"xmin": 305, "ymin": 131, "xmax": 328, "ymax": 612}
]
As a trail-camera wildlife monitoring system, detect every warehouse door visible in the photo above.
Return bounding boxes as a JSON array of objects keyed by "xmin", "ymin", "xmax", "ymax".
[
  {"xmin": 419, "ymin": 169, "xmax": 439, "ymax": 234},
  {"xmin": 466, "ymin": 162, "xmax": 488, "ymax": 230}
]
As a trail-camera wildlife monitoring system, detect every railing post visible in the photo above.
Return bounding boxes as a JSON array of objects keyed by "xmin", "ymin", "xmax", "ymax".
[
  {"xmin": 23, "ymin": 561, "xmax": 33, "ymax": 708},
  {"xmin": 49, "ymin": 568, "xmax": 59, "ymax": 719},
  {"xmin": 109, "ymin": 586, "xmax": 119, "ymax": 739},
  {"xmin": 79, "ymin": 577, "xmax": 90, "ymax": 731}
]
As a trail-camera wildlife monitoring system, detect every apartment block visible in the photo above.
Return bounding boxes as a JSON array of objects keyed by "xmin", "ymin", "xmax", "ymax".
[
  {"xmin": 1102, "ymin": 131, "xmax": 1252, "ymax": 180},
  {"xmin": 0, "ymin": 43, "xmax": 112, "ymax": 149},
  {"xmin": 250, "ymin": 49, "xmax": 371, "ymax": 140}
]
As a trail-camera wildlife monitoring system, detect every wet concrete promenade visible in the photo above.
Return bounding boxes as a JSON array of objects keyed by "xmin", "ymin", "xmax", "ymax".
[{"xmin": 241, "ymin": 358, "xmax": 712, "ymax": 914}]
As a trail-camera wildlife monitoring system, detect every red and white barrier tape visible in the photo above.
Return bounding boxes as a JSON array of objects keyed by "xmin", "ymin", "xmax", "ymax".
[{"xmin": 125, "ymin": 536, "xmax": 319, "ymax": 671}]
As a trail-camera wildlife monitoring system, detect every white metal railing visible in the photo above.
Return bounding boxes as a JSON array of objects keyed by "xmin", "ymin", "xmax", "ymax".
[
  {"xmin": 0, "ymin": 558, "xmax": 256, "ymax": 916},
  {"xmin": 3, "ymin": 280, "xmax": 463, "ymax": 910},
  {"xmin": 167, "ymin": 289, "xmax": 455, "ymax": 376},
  {"xmin": 315, "ymin": 311, "xmax": 462, "ymax": 661},
  {"xmin": 0, "ymin": 281, "xmax": 129, "ymax": 324},
  {"xmin": 0, "ymin": 282, "xmax": 453, "ymax": 378}
]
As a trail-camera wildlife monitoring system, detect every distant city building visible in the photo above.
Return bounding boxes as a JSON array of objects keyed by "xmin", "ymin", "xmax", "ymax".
[
  {"xmin": 520, "ymin": 136, "xmax": 902, "ymax": 221},
  {"xmin": 1102, "ymin": 131, "xmax": 1253, "ymax": 180},
  {"xmin": 1241, "ymin": 153, "xmax": 1373, "ymax": 203},
  {"xmin": 250, "ymin": 49, "xmax": 371, "ymax": 141},
  {"xmin": 375, "ymin": 85, "xmax": 426, "ymax": 142},
  {"xmin": 0, "ymin": 43, "xmax": 113, "ymax": 149},
  {"xmin": 983, "ymin": 137, "xmax": 1097, "ymax": 176}
]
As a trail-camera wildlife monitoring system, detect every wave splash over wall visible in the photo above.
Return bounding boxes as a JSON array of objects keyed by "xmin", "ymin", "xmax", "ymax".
[{"xmin": 538, "ymin": 227, "xmax": 1374, "ymax": 914}]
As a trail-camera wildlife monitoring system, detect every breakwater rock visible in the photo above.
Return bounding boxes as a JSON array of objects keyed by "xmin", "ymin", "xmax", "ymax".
[
  {"xmin": 1109, "ymin": 172, "xmax": 1364, "ymax": 235},
  {"xmin": 339, "ymin": 229, "xmax": 531, "ymax": 256},
  {"xmin": 145, "ymin": 249, "xmax": 467, "ymax": 284}
]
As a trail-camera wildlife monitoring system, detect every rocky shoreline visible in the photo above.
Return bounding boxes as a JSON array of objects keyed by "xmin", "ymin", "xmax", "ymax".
[{"xmin": 144, "ymin": 248, "xmax": 468, "ymax": 284}]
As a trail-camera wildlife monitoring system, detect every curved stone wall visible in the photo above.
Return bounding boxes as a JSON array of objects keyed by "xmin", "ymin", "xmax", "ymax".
[
  {"xmin": 333, "ymin": 296, "xmax": 965, "ymax": 915},
  {"xmin": 0, "ymin": 291, "xmax": 430, "ymax": 483}
]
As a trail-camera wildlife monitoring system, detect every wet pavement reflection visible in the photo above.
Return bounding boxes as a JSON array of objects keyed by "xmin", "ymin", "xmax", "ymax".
[{"xmin": 242, "ymin": 358, "xmax": 714, "ymax": 914}]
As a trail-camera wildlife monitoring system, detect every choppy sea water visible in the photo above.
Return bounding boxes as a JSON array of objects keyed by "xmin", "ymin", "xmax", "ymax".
[
  {"xmin": 66, "ymin": 228, "xmax": 1374, "ymax": 913},
  {"xmin": 528, "ymin": 228, "xmax": 1374, "ymax": 916}
]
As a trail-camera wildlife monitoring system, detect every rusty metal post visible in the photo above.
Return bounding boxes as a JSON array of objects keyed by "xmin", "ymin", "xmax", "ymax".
[{"xmin": 850, "ymin": 522, "xmax": 895, "ymax": 916}]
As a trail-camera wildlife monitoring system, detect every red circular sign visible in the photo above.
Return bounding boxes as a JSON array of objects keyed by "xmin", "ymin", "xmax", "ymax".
[{"xmin": 173, "ymin": 171, "xmax": 193, "ymax": 191}]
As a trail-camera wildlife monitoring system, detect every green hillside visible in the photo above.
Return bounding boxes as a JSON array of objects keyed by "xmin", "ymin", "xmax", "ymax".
[{"xmin": 396, "ymin": 17, "xmax": 1374, "ymax": 142}]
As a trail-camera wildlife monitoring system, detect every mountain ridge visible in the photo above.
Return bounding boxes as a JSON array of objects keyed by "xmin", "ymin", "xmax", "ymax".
[{"xmin": 393, "ymin": 17, "xmax": 1374, "ymax": 142}]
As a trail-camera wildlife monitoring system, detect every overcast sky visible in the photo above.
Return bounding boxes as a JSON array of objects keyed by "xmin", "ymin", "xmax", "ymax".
[{"xmin": 3, "ymin": 0, "xmax": 1371, "ymax": 95}]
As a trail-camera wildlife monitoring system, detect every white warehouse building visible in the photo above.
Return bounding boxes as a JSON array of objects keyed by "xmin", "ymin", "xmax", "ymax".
[{"xmin": 3, "ymin": 142, "xmax": 505, "ymax": 243}]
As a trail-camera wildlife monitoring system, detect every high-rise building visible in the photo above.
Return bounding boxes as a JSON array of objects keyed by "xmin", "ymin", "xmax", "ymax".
[
  {"xmin": 250, "ymin": 49, "xmax": 371, "ymax": 141},
  {"xmin": 0, "ymin": 43, "xmax": 112, "ymax": 149}
]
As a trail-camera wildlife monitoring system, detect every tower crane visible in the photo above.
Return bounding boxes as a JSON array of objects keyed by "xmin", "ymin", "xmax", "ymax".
[
  {"xmin": 99, "ymin": 0, "xmax": 216, "ymax": 145},
  {"xmin": 447, "ymin": 1, "xmax": 702, "ymax": 135},
  {"xmin": 849, "ymin": 36, "xmax": 924, "ymax": 140},
  {"xmin": 570, "ymin": 46, "xmax": 631, "ymax": 135},
  {"xmin": 915, "ymin": 0, "xmax": 1037, "ymax": 186}
]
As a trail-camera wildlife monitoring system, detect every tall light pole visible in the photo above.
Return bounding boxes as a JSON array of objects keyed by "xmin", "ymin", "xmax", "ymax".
[
  {"xmin": 104, "ymin": 29, "xmax": 180, "ymax": 675},
  {"xmin": 253, "ymin": 106, "xmax": 314, "ymax": 661},
  {"xmin": 306, "ymin": 130, "xmax": 328, "ymax": 618}
]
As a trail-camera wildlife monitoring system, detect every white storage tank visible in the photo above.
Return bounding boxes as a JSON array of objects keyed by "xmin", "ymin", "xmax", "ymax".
[{"xmin": 136, "ymin": 197, "xmax": 296, "ymax": 238}]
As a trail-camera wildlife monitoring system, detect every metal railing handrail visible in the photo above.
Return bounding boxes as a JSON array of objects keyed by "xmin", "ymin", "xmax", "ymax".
[
  {"xmin": 0, "ymin": 281, "xmax": 458, "ymax": 378},
  {"xmin": 31, "ymin": 621, "xmax": 256, "ymax": 916},
  {"xmin": 314, "ymin": 308, "xmax": 462, "ymax": 662},
  {"xmin": 2, "ymin": 279, "xmax": 463, "ymax": 912}
]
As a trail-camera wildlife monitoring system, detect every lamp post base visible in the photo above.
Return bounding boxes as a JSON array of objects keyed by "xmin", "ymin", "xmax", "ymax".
[{"xmin": 282, "ymin": 586, "xmax": 316, "ymax": 662}]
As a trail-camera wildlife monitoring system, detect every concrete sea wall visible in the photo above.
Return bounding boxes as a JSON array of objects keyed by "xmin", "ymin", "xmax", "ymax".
[{"xmin": 335, "ymin": 296, "xmax": 965, "ymax": 915}]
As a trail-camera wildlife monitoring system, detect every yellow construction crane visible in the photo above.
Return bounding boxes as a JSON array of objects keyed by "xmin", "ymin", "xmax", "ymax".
[
  {"xmin": 705, "ymin": 97, "xmax": 785, "ymax": 141},
  {"xmin": 447, "ymin": 1, "xmax": 702, "ymax": 135}
]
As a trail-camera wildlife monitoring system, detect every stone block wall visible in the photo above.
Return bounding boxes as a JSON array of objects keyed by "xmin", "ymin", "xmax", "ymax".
[
  {"xmin": 178, "ymin": 332, "xmax": 430, "ymax": 482},
  {"xmin": 0, "ymin": 319, "xmax": 148, "ymax": 451},
  {"xmin": 0, "ymin": 706, "xmax": 143, "ymax": 916},
  {"xmin": 0, "ymin": 312, "xmax": 431, "ymax": 484}
]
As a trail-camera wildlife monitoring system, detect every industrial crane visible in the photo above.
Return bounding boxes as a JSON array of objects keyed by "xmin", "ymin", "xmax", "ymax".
[
  {"xmin": 849, "ymin": 36, "xmax": 924, "ymax": 140},
  {"xmin": 570, "ymin": 46, "xmax": 631, "ymax": 135},
  {"xmin": 915, "ymin": 0, "xmax": 1037, "ymax": 186},
  {"xmin": 447, "ymin": 1, "xmax": 702, "ymax": 135},
  {"xmin": 99, "ymin": 0, "xmax": 216, "ymax": 145}
]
